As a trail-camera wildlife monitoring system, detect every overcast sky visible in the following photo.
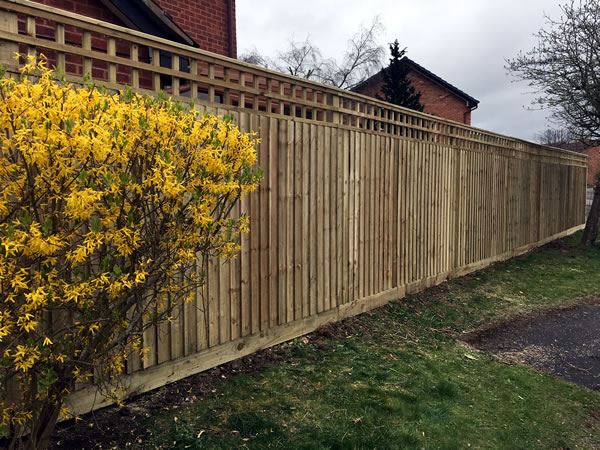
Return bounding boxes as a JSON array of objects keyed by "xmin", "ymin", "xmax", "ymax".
[{"xmin": 237, "ymin": 0, "xmax": 564, "ymax": 142}]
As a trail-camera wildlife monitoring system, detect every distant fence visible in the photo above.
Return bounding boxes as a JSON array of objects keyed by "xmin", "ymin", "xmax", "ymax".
[{"xmin": 0, "ymin": 0, "xmax": 587, "ymax": 415}]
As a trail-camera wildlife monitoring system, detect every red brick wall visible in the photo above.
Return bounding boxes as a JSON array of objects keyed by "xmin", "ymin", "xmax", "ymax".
[
  {"xmin": 154, "ymin": 0, "xmax": 236, "ymax": 57},
  {"xmin": 407, "ymin": 71, "xmax": 472, "ymax": 124},
  {"xmin": 583, "ymin": 147, "xmax": 600, "ymax": 186},
  {"xmin": 32, "ymin": 0, "xmax": 236, "ymax": 57},
  {"xmin": 355, "ymin": 70, "xmax": 473, "ymax": 125}
]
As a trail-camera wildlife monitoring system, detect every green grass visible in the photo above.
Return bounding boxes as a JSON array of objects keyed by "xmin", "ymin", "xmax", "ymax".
[{"xmin": 148, "ymin": 234, "xmax": 600, "ymax": 449}]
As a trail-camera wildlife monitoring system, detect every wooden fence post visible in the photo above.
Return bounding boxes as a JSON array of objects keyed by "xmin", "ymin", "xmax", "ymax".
[{"xmin": 0, "ymin": 10, "xmax": 17, "ymax": 68}]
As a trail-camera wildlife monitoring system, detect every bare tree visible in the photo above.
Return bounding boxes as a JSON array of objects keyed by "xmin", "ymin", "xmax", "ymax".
[
  {"xmin": 238, "ymin": 47, "xmax": 272, "ymax": 69},
  {"xmin": 506, "ymin": 1, "xmax": 600, "ymax": 143},
  {"xmin": 317, "ymin": 18, "xmax": 385, "ymax": 89},
  {"xmin": 535, "ymin": 128, "xmax": 574, "ymax": 148},
  {"xmin": 275, "ymin": 38, "xmax": 324, "ymax": 79},
  {"xmin": 506, "ymin": 0, "xmax": 600, "ymax": 245},
  {"xmin": 239, "ymin": 17, "xmax": 385, "ymax": 90}
]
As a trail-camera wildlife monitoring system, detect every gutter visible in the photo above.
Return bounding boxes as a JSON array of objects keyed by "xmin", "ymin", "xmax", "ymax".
[{"xmin": 464, "ymin": 101, "xmax": 478, "ymax": 124}]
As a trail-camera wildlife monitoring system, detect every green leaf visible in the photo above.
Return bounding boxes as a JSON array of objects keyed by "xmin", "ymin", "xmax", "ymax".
[
  {"xmin": 90, "ymin": 217, "xmax": 102, "ymax": 233},
  {"xmin": 41, "ymin": 216, "xmax": 53, "ymax": 235}
]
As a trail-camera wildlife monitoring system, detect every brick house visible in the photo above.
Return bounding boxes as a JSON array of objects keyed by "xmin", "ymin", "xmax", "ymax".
[
  {"xmin": 353, "ymin": 57, "xmax": 479, "ymax": 125},
  {"xmin": 31, "ymin": 0, "xmax": 237, "ymax": 57},
  {"xmin": 583, "ymin": 147, "xmax": 600, "ymax": 186}
]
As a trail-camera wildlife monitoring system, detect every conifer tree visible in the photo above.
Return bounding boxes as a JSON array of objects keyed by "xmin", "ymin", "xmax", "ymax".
[{"xmin": 380, "ymin": 40, "xmax": 423, "ymax": 111}]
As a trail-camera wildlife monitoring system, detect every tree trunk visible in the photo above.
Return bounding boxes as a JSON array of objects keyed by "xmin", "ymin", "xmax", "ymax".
[
  {"xmin": 581, "ymin": 179, "xmax": 600, "ymax": 246},
  {"xmin": 7, "ymin": 400, "xmax": 62, "ymax": 450},
  {"xmin": 27, "ymin": 400, "xmax": 61, "ymax": 450}
]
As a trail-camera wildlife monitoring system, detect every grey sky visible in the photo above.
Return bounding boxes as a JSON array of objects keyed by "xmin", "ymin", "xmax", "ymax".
[{"xmin": 237, "ymin": 1, "xmax": 563, "ymax": 142}]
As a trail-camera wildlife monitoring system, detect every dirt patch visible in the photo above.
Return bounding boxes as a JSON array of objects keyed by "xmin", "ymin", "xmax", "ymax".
[
  {"xmin": 465, "ymin": 301, "xmax": 600, "ymax": 390},
  {"xmin": 50, "ymin": 345, "xmax": 290, "ymax": 449},
  {"xmin": 49, "ymin": 321, "xmax": 343, "ymax": 449}
]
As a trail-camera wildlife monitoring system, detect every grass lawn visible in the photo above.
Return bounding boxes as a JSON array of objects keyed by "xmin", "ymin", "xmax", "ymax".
[{"xmin": 140, "ymin": 235, "xmax": 599, "ymax": 449}]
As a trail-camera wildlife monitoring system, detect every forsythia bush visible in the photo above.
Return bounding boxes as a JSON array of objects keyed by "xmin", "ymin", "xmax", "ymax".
[{"xmin": 0, "ymin": 56, "xmax": 259, "ymax": 448}]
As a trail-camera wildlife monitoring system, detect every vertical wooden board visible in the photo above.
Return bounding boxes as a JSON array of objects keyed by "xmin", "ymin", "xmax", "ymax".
[
  {"xmin": 429, "ymin": 143, "xmax": 435, "ymax": 278},
  {"xmin": 380, "ymin": 135, "xmax": 386, "ymax": 289},
  {"xmin": 490, "ymin": 154, "xmax": 498, "ymax": 255},
  {"xmin": 407, "ymin": 138, "xmax": 415, "ymax": 283},
  {"xmin": 230, "ymin": 201, "xmax": 242, "ymax": 342},
  {"xmin": 463, "ymin": 150, "xmax": 470, "ymax": 265},
  {"xmin": 364, "ymin": 132, "xmax": 372, "ymax": 296},
  {"xmin": 337, "ymin": 127, "xmax": 345, "ymax": 305},
  {"xmin": 293, "ymin": 120, "xmax": 303, "ymax": 320},
  {"xmin": 398, "ymin": 139, "xmax": 406, "ymax": 286},
  {"xmin": 431, "ymin": 145, "xmax": 439, "ymax": 276},
  {"xmin": 405, "ymin": 139, "xmax": 414, "ymax": 282},
  {"xmin": 380, "ymin": 134, "xmax": 387, "ymax": 289},
  {"xmin": 469, "ymin": 151, "xmax": 476, "ymax": 264},
  {"xmin": 367, "ymin": 134, "xmax": 377, "ymax": 295},
  {"xmin": 302, "ymin": 122, "xmax": 311, "ymax": 316},
  {"xmin": 487, "ymin": 151, "xmax": 492, "ymax": 254},
  {"xmin": 249, "ymin": 114, "xmax": 261, "ymax": 334},
  {"xmin": 269, "ymin": 117, "xmax": 279, "ymax": 328},
  {"xmin": 449, "ymin": 146, "xmax": 456, "ymax": 269},
  {"xmin": 286, "ymin": 120, "xmax": 295, "ymax": 321},
  {"xmin": 227, "ymin": 112, "xmax": 241, "ymax": 342},
  {"xmin": 416, "ymin": 141, "xmax": 424, "ymax": 281},
  {"xmin": 240, "ymin": 112, "xmax": 252, "ymax": 336},
  {"xmin": 423, "ymin": 143, "xmax": 431, "ymax": 278},
  {"xmin": 219, "ymin": 256, "xmax": 231, "ymax": 344},
  {"xmin": 431, "ymin": 144, "xmax": 438, "ymax": 276},
  {"xmin": 207, "ymin": 256, "xmax": 220, "ymax": 348},
  {"xmin": 459, "ymin": 150, "xmax": 467, "ymax": 268},
  {"xmin": 259, "ymin": 115, "xmax": 270, "ymax": 332},
  {"xmin": 329, "ymin": 126, "xmax": 338, "ymax": 308},
  {"xmin": 476, "ymin": 151, "xmax": 482, "ymax": 260},
  {"xmin": 347, "ymin": 130, "xmax": 356, "ymax": 302},
  {"xmin": 429, "ymin": 144, "xmax": 436, "ymax": 277},
  {"xmin": 316, "ymin": 124, "xmax": 325, "ymax": 312},
  {"xmin": 391, "ymin": 138, "xmax": 398, "ymax": 288},
  {"xmin": 323, "ymin": 126, "xmax": 332, "ymax": 309},
  {"xmin": 384, "ymin": 137, "xmax": 392, "ymax": 289},
  {"xmin": 385, "ymin": 136, "xmax": 393, "ymax": 288},
  {"xmin": 417, "ymin": 141, "xmax": 425, "ymax": 280},
  {"xmin": 441, "ymin": 146, "xmax": 450, "ymax": 272},
  {"xmin": 392, "ymin": 137, "xmax": 399, "ymax": 287},
  {"xmin": 358, "ymin": 131, "xmax": 366, "ymax": 298},
  {"xmin": 453, "ymin": 148, "xmax": 460, "ymax": 269},
  {"xmin": 277, "ymin": 118, "xmax": 288, "ymax": 324},
  {"xmin": 466, "ymin": 150, "xmax": 473, "ymax": 264},
  {"xmin": 309, "ymin": 123, "xmax": 318, "ymax": 316},
  {"xmin": 488, "ymin": 152, "xmax": 494, "ymax": 255},
  {"xmin": 443, "ymin": 146, "xmax": 450, "ymax": 271},
  {"xmin": 170, "ymin": 277, "xmax": 184, "ymax": 360},
  {"xmin": 474, "ymin": 151, "xmax": 480, "ymax": 262},
  {"xmin": 195, "ymin": 257, "xmax": 209, "ymax": 352},
  {"xmin": 355, "ymin": 131, "xmax": 362, "ymax": 300},
  {"xmin": 374, "ymin": 134, "xmax": 381, "ymax": 294},
  {"xmin": 142, "ymin": 310, "xmax": 157, "ymax": 369},
  {"xmin": 157, "ymin": 296, "xmax": 171, "ymax": 364},
  {"xmin": 436, "ymin": 146, "xmax": 443, "ymax": 274}
]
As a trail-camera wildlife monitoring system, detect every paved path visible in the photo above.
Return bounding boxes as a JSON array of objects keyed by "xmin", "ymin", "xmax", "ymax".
[{"xmin": 466, "ymin": 302, "xmax": 600, "ymax": 390}]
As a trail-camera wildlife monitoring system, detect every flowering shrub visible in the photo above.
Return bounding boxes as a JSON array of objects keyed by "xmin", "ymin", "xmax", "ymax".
[{"xmin": 0, "ymin": 56, "xmax": 259, "ymax": 448}]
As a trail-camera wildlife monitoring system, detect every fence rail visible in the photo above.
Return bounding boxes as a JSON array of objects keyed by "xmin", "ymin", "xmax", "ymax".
[{"xmin": 0, "ymin": 0, "xmax": 588, "ymax": 415}]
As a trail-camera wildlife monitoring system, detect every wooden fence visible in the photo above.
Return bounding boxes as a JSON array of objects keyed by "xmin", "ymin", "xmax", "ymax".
[{"xmin": 0, "ymin": 0, "xmax": 587, "ymax": 415}]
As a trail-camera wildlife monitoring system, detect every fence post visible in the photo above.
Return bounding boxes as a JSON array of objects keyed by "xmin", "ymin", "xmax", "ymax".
[
  {"xmin": 331, "ymin": 93, "xmax": 341, "ymax": 124},
  {"xmin": 0, "ymin": 9, "xmax": 17, "ymax": 69}
]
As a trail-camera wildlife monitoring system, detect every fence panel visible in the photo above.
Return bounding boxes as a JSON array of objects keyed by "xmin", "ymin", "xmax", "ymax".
[{"xmin": 0, "ymin": 0, "xmax": 587, "ymax": 415}]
